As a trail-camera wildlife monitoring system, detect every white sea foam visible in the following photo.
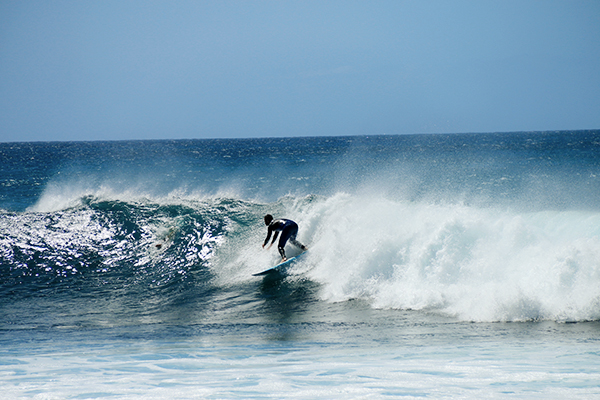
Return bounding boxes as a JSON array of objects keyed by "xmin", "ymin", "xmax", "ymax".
[
  {"xmin": 3, "ymin": 326, "xmax": 600, "ymax": 400},
  {"xmin": 290, "ymin": 193, "xmax": 600, "ymax": 322}
]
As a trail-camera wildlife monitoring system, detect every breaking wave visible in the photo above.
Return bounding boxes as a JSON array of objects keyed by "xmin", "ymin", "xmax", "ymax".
[{"xmin": 3, "ymin": 184, "xmax": 599, "ymax": 324}]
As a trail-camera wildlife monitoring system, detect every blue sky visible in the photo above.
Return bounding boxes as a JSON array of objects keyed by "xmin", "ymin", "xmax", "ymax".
[{"xmin": 1, "ymin": 0, "xmax": 599, "ymax": 142}]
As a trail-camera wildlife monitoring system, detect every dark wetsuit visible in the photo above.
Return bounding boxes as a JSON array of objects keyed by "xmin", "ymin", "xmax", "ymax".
[{"xmin": 263, "ymin": 219, "xmax": 306, "ymax": 259}]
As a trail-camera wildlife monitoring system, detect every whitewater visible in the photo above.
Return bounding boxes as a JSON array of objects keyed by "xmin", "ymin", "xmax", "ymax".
[{"xmin": 1, "ymin": 132, "xmax": 600, "ymax": 398}]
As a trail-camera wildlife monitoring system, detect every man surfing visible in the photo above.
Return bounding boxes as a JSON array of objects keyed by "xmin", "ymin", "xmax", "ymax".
[{"xmin": 262, "ymin": 214, "xmax": 307, "ymax": 262}]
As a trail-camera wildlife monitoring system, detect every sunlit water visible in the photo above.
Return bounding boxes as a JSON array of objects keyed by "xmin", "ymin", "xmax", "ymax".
[{"xmin": 1, "ymin": 132, "xmax": 600, "ymax": 398}]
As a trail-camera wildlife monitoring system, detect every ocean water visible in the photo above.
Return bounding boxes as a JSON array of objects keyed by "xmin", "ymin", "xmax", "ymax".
[{"xmin": 1, "ymin": 131, "xmax": 600, "ymax": 399}]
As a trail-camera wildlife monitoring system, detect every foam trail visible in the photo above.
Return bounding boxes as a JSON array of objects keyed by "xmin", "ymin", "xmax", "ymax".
[{"xmin": 296, "ymin": 193, "xmax": 600, "ymax": 322}]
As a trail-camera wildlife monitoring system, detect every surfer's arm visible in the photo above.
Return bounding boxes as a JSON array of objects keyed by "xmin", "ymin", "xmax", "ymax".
[
  {"xmin": 263, "ymin": 220, "xmax": 283, "ymax": 248},
  {"xmin": 263, "ymin": 232, "xmax": 271, "ymax": 247},
  {"xmin": 271, "ymin": 231, "xmax": 280, "ymax": 245},
  {"xmin": 263, "ymin": 226, "xmax": 275, "ymax": 247}
]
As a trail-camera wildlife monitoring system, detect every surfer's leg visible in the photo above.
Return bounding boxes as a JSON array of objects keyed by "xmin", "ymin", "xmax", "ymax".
[
  {"xmin": 278, "ymin": 224, "xmax": 299, "ymax": 260},
  {"xmin": 277, "ymin": 246, "xmax": 286, "ymax": 260},
  {"xmin": 289, "ymin": 236, "xmax": 306, "ymax": 251},
  {"xmin": 278, "ymin": 225, "xmax": 295, "ymax": 248},
  {"xmin": 286, "ymin": 226, "xmax": 307, "ymax": 251}
]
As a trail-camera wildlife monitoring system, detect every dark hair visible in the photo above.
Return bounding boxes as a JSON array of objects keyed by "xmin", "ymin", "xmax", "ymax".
[{"xmin": 264, "ymin": 214, "xmax": 273, "ymax": 225}]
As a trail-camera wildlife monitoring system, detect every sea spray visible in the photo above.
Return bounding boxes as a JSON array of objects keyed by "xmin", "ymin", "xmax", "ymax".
[{"xmin": 287, "ymin": 194, "xmax": 600, "ymax": 322}]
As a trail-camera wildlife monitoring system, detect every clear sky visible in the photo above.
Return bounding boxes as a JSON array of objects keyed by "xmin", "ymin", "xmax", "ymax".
[{"xmin": 1, "ymin": 0, "xmax": 599, "ymax": 142}]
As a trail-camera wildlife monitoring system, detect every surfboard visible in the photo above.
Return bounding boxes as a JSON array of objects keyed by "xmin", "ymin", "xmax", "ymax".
[{"xmin": 252, "ymin": 251, "xmax": 306, "ymax": 276}]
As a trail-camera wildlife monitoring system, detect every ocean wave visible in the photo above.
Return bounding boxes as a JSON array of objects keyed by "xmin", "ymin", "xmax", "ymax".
[
  {"xmin": 2, "ymin": 189, "xmax": 600, "ymax": 323},
  {"xmin": 0, "ymin": 194, "xmax": 234, "ymax": 294}
]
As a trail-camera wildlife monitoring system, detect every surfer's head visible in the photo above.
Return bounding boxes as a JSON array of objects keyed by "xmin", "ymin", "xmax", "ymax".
[{"xmin": 264, "ymin": 214, "xmax": 273, "ymax": 226}]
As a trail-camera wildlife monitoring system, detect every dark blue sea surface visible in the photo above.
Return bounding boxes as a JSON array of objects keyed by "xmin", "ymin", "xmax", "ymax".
[{"xmin": 1, "ymin": 131, "xmax": 600, "ymax": 398}]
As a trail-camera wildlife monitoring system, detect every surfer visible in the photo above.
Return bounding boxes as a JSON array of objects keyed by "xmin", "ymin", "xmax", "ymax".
[{"xmin": 262, "ymin": 214, "xmax": 307, "ymax": 262}]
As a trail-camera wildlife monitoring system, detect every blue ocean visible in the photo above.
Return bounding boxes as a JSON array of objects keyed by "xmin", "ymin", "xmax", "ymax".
[{"xmin": 1, "ymin": 131, "xmax": 600, "ymax": 398}]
